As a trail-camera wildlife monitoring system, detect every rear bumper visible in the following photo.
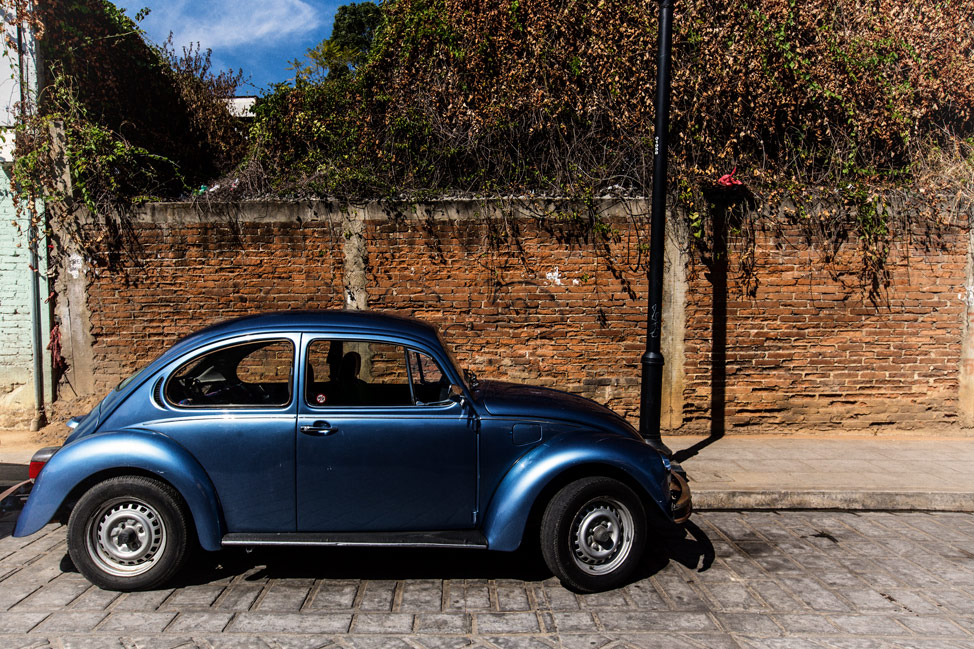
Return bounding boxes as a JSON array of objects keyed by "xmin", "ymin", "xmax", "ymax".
[{"xmin": 0, "ymin": 479, "xmax": 33, "ymax": 518}]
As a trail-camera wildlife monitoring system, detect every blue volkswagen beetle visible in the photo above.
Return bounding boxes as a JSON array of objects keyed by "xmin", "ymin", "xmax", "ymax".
[{"xmin": 13, "ymin": 311, "xmax": 690, "ymax": 592}]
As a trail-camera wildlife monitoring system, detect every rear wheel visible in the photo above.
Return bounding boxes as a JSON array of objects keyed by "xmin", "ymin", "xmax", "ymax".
[
  {"xmin": 540, "ymin": 477, "xmax": 647, "ymax": 592},
  {"xmin": 67, "ymin": 476, "xmax": 189, "ymax": 591}
]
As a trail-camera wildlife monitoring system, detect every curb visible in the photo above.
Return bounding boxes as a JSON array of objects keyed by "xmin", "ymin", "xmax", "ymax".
[{"xmin": 693, "ymin": 489, "xmax": 974, "ymax": 512}]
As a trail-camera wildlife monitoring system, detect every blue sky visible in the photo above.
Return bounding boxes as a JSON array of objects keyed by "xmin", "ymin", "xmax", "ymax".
[{"xmin": 114, "ymin": 0, "xmax": 345, "ymax": 94}]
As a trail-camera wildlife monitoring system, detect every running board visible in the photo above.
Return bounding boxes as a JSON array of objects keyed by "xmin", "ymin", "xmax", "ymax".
[{"xmin": 222, "ymin": 530, "xmax": 488, "ymax": 549}]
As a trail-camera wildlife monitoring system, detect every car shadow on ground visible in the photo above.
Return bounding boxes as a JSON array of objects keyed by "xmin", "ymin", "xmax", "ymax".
[{"xmin": 55, "ymin": 518, "xmax": 715, "ymax": 591}]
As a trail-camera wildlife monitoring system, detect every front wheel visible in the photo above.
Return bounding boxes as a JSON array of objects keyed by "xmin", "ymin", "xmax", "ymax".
[
  {"xmin": 67, "ymin": 476, "xmax": 190, "ymax": 591},
  {"xmin": 540, "ymin": 477, "xmax": 647, "ymax": 592}
]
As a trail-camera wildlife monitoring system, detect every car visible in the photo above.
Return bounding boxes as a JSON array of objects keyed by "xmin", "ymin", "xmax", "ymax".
[{"xmin": 11, "ymin": 310, "xmax": 691, "ymax": 592}]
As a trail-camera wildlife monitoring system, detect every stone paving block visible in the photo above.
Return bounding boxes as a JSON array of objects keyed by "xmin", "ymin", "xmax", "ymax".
[
  {"xmin": 624, "ymin": 581, "xmax": 668, "ymax": 610},
  {"xmin": 714, "ymin": 612, "xmax": 783, "ymax": 635},
  {"xmin": 67, "ymin": 586, "xmax": 120, "ymax": 611},
  {"xmin": 0, "ymin": 611, "xmax": 48, "ymax": 633},
  {"xmin": 57, "ymin": 636, "xmax": 126, "ymax": 649},
  {"xmin": 413, "ymin": 612, "xmax": 471, "ymax": 634},
  {"xmin": 651, "ymin": 574, "xmax": 708, "ymax": 610},
  {"xmin": 894, "ymin": 614, "xmax": 969, "ymax": 636},
  {"xmin": 112, "ymin": 589, "xmax": 174, "ymax": 611},
  {"xmin": 0, "ymin": 580, "xmax": 43, "ymax": 610},
  {"xmin": 308, "ymin": 581, "xmax": 358, "ymax": 610},
  {"xmin": 410, "ymin": 636, "xmax": 479, "ymax": 649},
  {"xmin": 446, "ymin": 582, "xmax": 491, "ymax": 611},
  {"xmin": 724, "ymin": 555, "xmax": 774, "ymax": 580},
  {"xmin": 475, "ymin": 612, "xmax": 541, "ymax": 634},
  {"xmin": 777, "ymin": 577, "xmax": 852, "ymax": 613},
  {"xmin": 482, "ymin": 636, "xmax": 555, "ymax": 649},
  {"xmin": 614, "ymin": 633, "xmax": 704, "ymax": 649},
  {"xmin": 265, "ymin": 637, "xmax": 341, "ymax": 649},
  {"xmin": 12, "ymin": 578, "xmax": 91, "ymax": 610},
  {"xmin": 576, "ymin": 589, "xmax": 628, "ymax": 609},
  {"xmin": 771, "ymin": 614, "xmax": 839, "ymax": 634},
  {"xmin": 595, "ymin": 611, "xmax": 717, "ymax": 633},
  {"xmin": 133, "ymin": 639, "xmax": 205, "ymax": 649},
  {"xmin": 359, "ymin": 580, "xmax": 397, "ymax": 611},
  {"xmin": 539, "ymin": 581, "xmax": 579, "ymax": 611},
  {"xmin": 827, "ymin": 614, "xmax": 909, "ymax": 635},
  {"xmin": 203, "ymin": 636, "xmax": 275, "ymax": 649},
  {"xmin": 914, "ymin": 588, "xmax": 974, "ymax": 615},
  {"xmin": 344, "ymin": 636, "xmax": 415, "ymax": 649},
  {"xmin": 398, "ymin": 579, "xmax": 443, "ymax": 612},
  {"xmin": 549, "ymin": 611, "xmax": 598, "ymax": 633},
  {"xmin": 555, "ymin": 634, "xmax": 614, "ymax": 649},
  {"xmin": 0, "ymin": 637, "xmax": 53, "ymax": 649},
  {"xmin": 701, "ymin": 581, "xmax": 767, "ymax": 611},
  {"xmin": 229, "ymin": 612, "xmax": 352, "ymax": 634},
  {"xmin": 215, "ymin": 583, "xmax": 263, "ymax": 611},
  {"xmin": 496, "ymin": 584, "xmax": 531, "ymax": 611},
  {"xmin": 813, "ymin": 639, "xmax": 895, "ymax": 649},
  {"xmin": 97, "ymin": 611, "xmax": 177, "ymax": 632},
  {"xmin": 165, "ymin": 611, "xmax": 234, "ymax": 632},
  {"xmin": 350, "ymin": 612, "xmax": 414, "ymax": 633},
  {"xmin": 30, "ymin": 611, "xmax": 107, "ymax": 633},
  {"xmin": 737, "ymin": 639, "xmax": 828, "ymax": 649},
  {"xmin": 255, "ymin": 582, "xmax": 312, "ymax": 611},
  {"xmin": 161, "ymin": 585, "xmax": 225, "ymax": 609}
]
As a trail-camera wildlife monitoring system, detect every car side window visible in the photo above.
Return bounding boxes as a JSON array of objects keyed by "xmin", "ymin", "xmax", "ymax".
[
  {"xmin": 408, "ymin": 349, "xmax": 451, "ymax": 404},
  {"xmin": 306, "ymin": 340, "xmax": 447, "ymax": 407},
  {"xmin": 165, "ymin": 340, "xmax": 294, "ymax": 408}
]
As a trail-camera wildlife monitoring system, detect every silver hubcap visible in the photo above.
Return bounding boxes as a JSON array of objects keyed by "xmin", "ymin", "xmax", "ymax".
[
  {"xmin": 86, "ymin": 499, "xmax": 167, "ymax": 577},
  {"xmin": 570, "ymin": 496, "xmax": 634, "ymax": 575}
]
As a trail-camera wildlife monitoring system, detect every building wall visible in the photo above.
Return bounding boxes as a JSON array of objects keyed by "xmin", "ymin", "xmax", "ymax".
[
  {"xmin": 0, "ymin": 14, "xmax": 52, "ymax": 419},
  {"xmin": 64, "ymin": 199, "xmax": 972, "ymax": 434}
]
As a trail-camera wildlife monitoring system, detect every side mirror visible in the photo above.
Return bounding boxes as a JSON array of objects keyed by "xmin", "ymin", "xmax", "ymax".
[{"xmin": 449, "ymin": 384, "xmax": 467, "ymax": 408}]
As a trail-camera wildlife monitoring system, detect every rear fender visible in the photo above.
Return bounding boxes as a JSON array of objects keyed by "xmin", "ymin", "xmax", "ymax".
[
  {"xmin": 13, "ymin": 430, "xmax": 224, "ymax": 551},
  {"xmin": 482, "ymin": 433, "xmax": 669, "ymax": 551}
]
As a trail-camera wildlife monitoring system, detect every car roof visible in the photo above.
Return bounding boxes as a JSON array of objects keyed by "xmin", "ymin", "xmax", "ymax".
[{"xmin": 181, "ymin": 310, "xmax": 441, "ymax": 349}]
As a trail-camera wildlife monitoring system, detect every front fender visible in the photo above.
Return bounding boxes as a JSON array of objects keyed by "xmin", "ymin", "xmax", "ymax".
[
  {"xmin": 482, "ymin": 433, "xmax": 669, "ymax": 551},
  {"xmin": 13, "ymin": 430, "xmax": 224, "ymax": 551}
]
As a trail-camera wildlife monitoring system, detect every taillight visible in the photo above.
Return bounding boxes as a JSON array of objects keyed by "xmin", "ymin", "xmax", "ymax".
[
  {"xmin": 27, "ymin": 446, "xmax": 61, "ymax": 480},
  {"xmin": 28, "ymin": 460, "xmax": 45, "ymax": 480}
]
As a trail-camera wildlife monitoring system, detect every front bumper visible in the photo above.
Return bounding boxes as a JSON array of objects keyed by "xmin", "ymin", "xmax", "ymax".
[
  {"xmin": 0, "ymin": 479, "xmax": 32, "ymax": 518},
  {"xmin": 669, "ymin": 469, "xmax": 692, "ymax": 524}
]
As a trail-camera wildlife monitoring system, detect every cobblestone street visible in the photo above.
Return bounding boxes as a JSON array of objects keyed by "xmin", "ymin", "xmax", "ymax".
[{"xmin": 0, "ymin": 511, "xmax": 972, "ymax": 649}]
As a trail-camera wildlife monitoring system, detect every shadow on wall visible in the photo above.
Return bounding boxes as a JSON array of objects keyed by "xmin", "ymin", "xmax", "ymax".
[{"xmin": 675, "ymin": 186, "xmax": 754, "ymax": 463}]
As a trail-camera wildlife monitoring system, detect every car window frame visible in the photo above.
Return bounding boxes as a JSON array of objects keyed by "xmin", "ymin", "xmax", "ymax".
[
  {"xmin": 302, "ymin": 336, "xmax": 457, "ymax": 410},
  {"xmin": 162, "ymin": 335, "xmax": 297, "ymax": 411}
]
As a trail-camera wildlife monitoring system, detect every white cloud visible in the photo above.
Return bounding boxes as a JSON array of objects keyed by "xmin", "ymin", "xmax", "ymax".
[{"xmin": 139, "ymin": 0, "xmax": 324, "ymax": 52}]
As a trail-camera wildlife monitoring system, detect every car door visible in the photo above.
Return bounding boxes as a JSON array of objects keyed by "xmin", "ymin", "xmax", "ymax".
[
  {"xmin": 296, "ymin": 335, "xmax": 477, "ymax": 532},
  {"xmin": 149, "ymin": 334, "xmax": 299, "ymax": 533}
]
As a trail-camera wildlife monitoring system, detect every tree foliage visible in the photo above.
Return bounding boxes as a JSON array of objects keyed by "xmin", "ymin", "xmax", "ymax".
[
  {"xmin": 292, "ymin": 1, "xmax": 382, "ymax": 82},
  {"xmin": 251, "ymin": 0, "xmax": 974, "ymax": 207}
]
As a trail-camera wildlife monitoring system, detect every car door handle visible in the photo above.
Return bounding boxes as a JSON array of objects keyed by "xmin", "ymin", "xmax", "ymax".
[{"xmin": 300, "ymin": 421, "xmax": 337, "ymax": 436}]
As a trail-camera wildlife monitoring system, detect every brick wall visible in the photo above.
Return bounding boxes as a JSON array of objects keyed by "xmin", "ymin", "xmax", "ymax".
[
  {"xmin": 83, "ymin": 204, "xmax": 344, "ymax": 392},
  {"xmin": 72, "ymin": 199, "xmax": 971, "ymax": 433}
]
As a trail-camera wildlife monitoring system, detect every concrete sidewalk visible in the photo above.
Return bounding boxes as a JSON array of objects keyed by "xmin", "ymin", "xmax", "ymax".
[
  {"xmin": 665, "ymin": 433, "xmax": 974, "ymax": 511},
  {"xmin": 3, "ymin": 429, "xmax": 973, "ymax": 510}
]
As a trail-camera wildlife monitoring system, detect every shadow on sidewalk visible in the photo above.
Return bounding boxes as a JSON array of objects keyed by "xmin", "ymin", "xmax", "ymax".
[{"xmin": 55, "ymin": 520, "xmax": 716, "ymax": 589}]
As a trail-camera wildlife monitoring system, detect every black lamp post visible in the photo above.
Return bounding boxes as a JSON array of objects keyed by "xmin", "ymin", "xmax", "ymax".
[{"xmin": 639, "ymin": 0, "xmax": 675, "ymax": 455}]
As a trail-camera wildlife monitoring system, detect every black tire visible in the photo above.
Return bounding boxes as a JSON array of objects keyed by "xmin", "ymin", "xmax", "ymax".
[
  {"xmin": 67, "ymin": 476, "xmax": 190, "ymax": 591},
  {"xmin": 540, "ymin": 477, "xmax": 647, "ymax": 593}
]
